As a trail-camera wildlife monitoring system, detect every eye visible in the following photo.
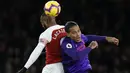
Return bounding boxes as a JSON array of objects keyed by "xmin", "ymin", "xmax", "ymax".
[
  {"xmin": 72, "ymin": 32, "xmax": 76, "ymax": 34},
  {"xmin": 78, "ymin": 29, "xmax": 81, "ymax": 33}
]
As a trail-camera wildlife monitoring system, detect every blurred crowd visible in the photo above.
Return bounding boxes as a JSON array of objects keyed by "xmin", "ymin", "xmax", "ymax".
[{"xmin": 0, "ymin": 0, "xmax": 130, "ymax": 73}]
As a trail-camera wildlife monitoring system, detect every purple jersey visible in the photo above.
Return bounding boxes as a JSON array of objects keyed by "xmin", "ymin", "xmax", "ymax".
[{"xmin": 60, "ymin": 34, "xmax": 106, "ymax": 73}]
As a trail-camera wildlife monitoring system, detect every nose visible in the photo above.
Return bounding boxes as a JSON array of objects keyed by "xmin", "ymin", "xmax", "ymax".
[{"xmin": 77, "ymin": 32, "xmax": 81, "ymax": 38}]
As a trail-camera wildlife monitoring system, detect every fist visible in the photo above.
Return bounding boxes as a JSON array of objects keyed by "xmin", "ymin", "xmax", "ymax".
[
  {"xmin": 106, "ymin": 37, "xmax": 119, "ymax": 46},
  {"xmin": 88, "ymin": 41, "xmax": 98, "ymax": 49}
]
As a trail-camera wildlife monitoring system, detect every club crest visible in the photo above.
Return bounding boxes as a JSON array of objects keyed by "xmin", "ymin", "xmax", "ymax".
[{"xmin": 66, "ymin": 43, "xmax": 72, "ymax": 49}]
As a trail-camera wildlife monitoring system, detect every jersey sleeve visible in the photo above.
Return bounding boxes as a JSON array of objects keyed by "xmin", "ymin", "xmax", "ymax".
[
  {"xmin": 85, "ymin": 35, "xmax": 107, "ymax": 42},
  {"xmin": 61, "ymin": 39, "xmax": 92, "ymax": 60},
  {"xmin": 39, "ymin": 29, "xmax": 52, "ymax": 45},
  {"xmin": 81, "ymin": 34, "xmax": 88, "ymax": 43},
  {"xmin": 24, "ymin": 28, "xmax": 53, "ymax": 69},
  {"xmin": 24, "ymin": 42, "xmax": 45, "ymax": 69}
]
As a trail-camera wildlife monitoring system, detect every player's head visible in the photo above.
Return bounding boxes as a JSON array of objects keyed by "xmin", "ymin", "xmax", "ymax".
[
  {"xmin": 65, "ymin": 21, "xmax": 82, "ymax": 42},
  {"xmin": 40, "ymin": 13, "xmax": 56, "ymax": 29}
]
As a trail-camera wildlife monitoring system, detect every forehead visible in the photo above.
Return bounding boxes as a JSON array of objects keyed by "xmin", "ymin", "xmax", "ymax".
[{"xmin": 69, "ymin": 25, "xmax": 80, "ymax": 31}]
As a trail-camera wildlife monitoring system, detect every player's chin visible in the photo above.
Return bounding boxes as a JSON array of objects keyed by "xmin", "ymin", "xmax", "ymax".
[{"xmin": 76, "ymin": 38, "xmax": 82, "ymax": 42}]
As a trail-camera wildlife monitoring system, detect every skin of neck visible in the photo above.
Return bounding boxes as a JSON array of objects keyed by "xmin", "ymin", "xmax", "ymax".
[{"xmin": 48, "ymin": 18, "xmax": 57, "ymax": 27}]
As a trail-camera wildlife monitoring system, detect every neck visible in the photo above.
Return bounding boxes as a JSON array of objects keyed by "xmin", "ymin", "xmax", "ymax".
[
  {"xmin": 49, "ymin": 18, "xmax": 57, "ymax": 27},
  {"xmin": 49, "ymin": 24, "xmax": 57, "ymax": 27},
  {"xmin": 48, "ymin": 22, "xmax": 57, "ymax": 27}
]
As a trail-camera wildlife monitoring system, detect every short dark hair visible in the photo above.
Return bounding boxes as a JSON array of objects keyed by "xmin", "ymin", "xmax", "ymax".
[{"xmin": 65, "ymin": 21, "xmax": 78, "ymax": 33}]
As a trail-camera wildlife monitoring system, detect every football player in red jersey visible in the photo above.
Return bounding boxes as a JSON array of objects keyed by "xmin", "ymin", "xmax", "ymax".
[{"xmin": 17, "ymin": 14, "xmax": 66, "ymax": 73}]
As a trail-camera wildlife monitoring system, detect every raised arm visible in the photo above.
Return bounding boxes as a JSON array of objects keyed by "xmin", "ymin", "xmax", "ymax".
[
  {"xmin": 85, "ymin": 35, "xmax": 107, "ymax": 42},
  {"xmin": 17, "ymin": 39, "xmax": 47, "ymax": 73},
  {"xmin": 61, "ymin": 40, "xmax": 98, "ymax": 60},
  {"xmin": 62, "ymin": 43, "xmax": 92, "ymax": 60},
  {"xmin": 85, "ymin": 35, "xmax": 119, "ymax": 45},
  {"xmin": 24, "ymin": 42, "xmax": 46, "ymax": 69},
  {"xmin": 17, "ymin": 30, "xmax": 51, "ymax": 73}
]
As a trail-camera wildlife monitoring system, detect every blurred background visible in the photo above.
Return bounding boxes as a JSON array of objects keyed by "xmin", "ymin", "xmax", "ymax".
[{"xmin": 0, "ymin": 0, "xmax": 130, "ymax": 73}]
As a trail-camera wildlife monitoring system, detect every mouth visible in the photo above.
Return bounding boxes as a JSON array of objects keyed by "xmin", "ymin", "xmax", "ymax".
[
  {"xmin": 77, "ymin": 36, "xmax": 81, "ymax": 39},
  {"xmin": 76, "ymin": 37, "xmax": 81, "ymax": 42}
]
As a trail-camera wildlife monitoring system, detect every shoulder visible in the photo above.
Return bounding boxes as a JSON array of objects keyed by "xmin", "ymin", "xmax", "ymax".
[
  {"xmin": 39, "ymin": 30, "xmax": 50, "ymax": 39},
  {"xmin": 48, "ymin": 25, "xmax": 65, "ymax": 31},
  {"xmin": 81, "ymin": 34, "xmax": 88, "ymax": 42},
  {"xmin": 60, "ymin": 37, "xmax": 73, "ymax": 49},
  {"xmin": 61, "ymin": 37, "xmax": 71, "ymax": 44},
  {"xmin": 39, "ymin": 25, "xmax": 65, "ymax": 40},
  {"xmin": 40, "ymin": 25, "xmax": 65, "ymax": 36}
]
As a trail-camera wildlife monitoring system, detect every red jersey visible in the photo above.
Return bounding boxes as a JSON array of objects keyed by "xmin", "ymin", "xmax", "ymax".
[{"xmin": 39, "ymin": 25, "xmax": 66, "ymax": 64}]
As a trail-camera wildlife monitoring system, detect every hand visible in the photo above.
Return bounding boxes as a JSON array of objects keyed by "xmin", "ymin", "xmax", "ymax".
[
  {"xmin": 88, "ymin": 41, "xmax": 98, "ymax": 49},
  {"xmin": 106, "ymin": 37, "xmax": 119, "ymax": 46},
  {"xmin": 17, "ymin": 67, "xmax": 27, "ymax": 73}
]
